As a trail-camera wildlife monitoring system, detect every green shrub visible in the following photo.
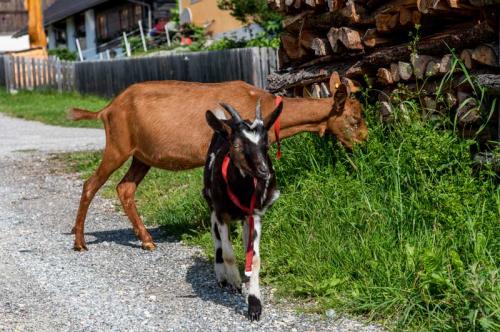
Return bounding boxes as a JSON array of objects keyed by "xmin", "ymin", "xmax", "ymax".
[{"xmin": 48, "ymin": 48, "xmax": 77, "ymax": 61}]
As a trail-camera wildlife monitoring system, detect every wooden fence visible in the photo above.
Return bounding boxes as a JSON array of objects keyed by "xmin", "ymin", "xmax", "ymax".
[
  {"xmin": 0, "ymin": 56, "xmax": 5, "ymax": 88},
  {"xmin": 74, "ymin": 47, "xmax": 277, "ymax": 97},
  {"xmin": 2, "ymin": 55, "xmax": 75, "ymax": 92},
  {"xmin": 1, "ymin": 47, "xmax": 278, "ymax": 97}
]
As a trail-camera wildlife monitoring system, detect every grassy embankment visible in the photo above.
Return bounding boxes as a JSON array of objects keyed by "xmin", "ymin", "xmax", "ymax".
[
  {"xmin": 0, "ymin": 89, "xmax": 105, "ymax": 128},
  {"xmin": 0, "ymin": 86, "xmax": 498, "ymax": 331}
]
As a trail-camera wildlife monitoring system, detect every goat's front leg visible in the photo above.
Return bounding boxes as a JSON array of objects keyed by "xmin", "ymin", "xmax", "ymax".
[
  {"xmin": 210, "ymin": 212, "xmax": 226, "ymax": 287},
  {"xmin": 244, "ymin": 215, "xmax": 262, "ymax": 321},
  {"xmin": 217, "ymin": 218, "xmax": 242, "ymax": 292}
]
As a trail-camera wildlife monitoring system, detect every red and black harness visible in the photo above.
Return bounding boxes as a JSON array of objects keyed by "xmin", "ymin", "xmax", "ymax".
[{"xmin": 221, "ymin": 96, "xmax": 283, "ymax": 277}]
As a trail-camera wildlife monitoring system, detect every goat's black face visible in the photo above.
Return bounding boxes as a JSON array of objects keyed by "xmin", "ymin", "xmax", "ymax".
[
  {"xmin": 230, "ymin": 121, "xmax": 270, "ymax": 179},
  {"xmin": 206, "ymin": 100, "xmax": 283, "ymax": 180}
]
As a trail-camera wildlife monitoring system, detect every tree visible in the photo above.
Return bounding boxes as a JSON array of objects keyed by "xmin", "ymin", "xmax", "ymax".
[{"xmin": 217, "ymin": 0, "xmax": 282, "ymax": 33}]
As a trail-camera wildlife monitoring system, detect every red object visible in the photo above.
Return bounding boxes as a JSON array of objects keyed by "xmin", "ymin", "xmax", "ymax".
[
  {"xmin": 222, "ymin": 155, "xmax": 257, "ymax": 277},
  {"xmin": 155, "ymin": 21, "xmax": 166, "ymax": 32},
  {"xmin": 181, "ymin": 36, "xmax": 192, "ymax": 45},
  {"xmin": 274, "ymin": 96, "xmax": 283, "ymax": 159}
]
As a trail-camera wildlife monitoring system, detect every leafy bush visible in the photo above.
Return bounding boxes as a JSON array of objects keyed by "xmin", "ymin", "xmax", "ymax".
[
  {"xmin": 48, "ymin": 48, "xmax": 77, "ymax": 61},
  {"xmin": 207, "ymin": 37, "xmax": 246, "ymax": 51},
  {"xmin": 120, "ymin": 36, "xmax": 144, "ymax": 54},
  {"xmin": 245, "ymin": 32, "xmax": 280, "ymax": 48},
  {"xmin": 207, "ymin": 34, "xmax": 279, "ymax": 51}
]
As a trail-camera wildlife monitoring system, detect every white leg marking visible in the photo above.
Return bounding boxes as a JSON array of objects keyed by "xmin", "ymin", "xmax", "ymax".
[
  {"xmin": 219, "ymin": 222, "xmax": 241, "ymax": 289},
  {"xmin": 248, "ymin": 215, "xmax": 262, "ymax": 300},
  {"xmin": 210, "ymin": 212, "xmax": 225, "ymax": 283}
]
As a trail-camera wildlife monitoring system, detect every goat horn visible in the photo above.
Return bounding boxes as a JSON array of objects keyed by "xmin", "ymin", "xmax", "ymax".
[
  {"xmin": 255, "ymin": 98, "xmax": 262, "ymax": 121},
  {"xmin": 220, "ymin": 103, "xmax": 242, "ymax": 124}
]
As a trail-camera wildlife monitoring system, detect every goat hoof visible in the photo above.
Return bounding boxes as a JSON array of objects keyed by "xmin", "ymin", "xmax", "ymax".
[
  {"xmin": 217, "ymin": 280, "xmax": 228, "ymax": 288},
  {"xmin": 248, "ymin": 295, "xmax": 262, "ymax": 321},
  {"xmin": 73, "ymin": 243, "xmax": 88, "ymax": 251},
  {"xmin": 71, "ymin": 227, "xmax": 76, "ymax": 234},
  {"xmin": 142, "ymin": 242, "xmax": 156, "ymax": 251},
  {"xmin": 230, "ymin": 285, "xmax": 242, "ymax": 294}
]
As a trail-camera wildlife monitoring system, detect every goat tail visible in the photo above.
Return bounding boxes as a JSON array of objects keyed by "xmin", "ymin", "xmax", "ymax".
[{"xmin": 68, "ymin": 108, "xmax": 100, "ymax": 121}]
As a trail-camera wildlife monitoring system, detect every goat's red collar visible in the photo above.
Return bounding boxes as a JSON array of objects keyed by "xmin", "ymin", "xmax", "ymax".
[
  {"xmin": 222, "ymin": 155, "xmax": 257, "ymax": 277},
  {"xmin": 274, "ymin": 96, "xmax": 283, "ymax": 160}
]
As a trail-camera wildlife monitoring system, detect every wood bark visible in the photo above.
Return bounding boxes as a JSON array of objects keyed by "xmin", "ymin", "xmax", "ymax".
[
  {"xmin": 398, "ymin": 61, "xmax": 413, "ymax": 80},
  {"xmin": 377, "ymin": 67, "xmax": 394, "ymax": 84},
  {"xmin": 471, "ymin": 44, "xmax": 497, "ymax": 66},
  {"xmin": 328, "ymin": 27, "xmax": 364, "ymax": 52},
  {"xmin": 475, "ymin": 74, "xmax": 500, "ymax": 95},
  {"xmin": 363, "ymin": 21, "xmax": 495, "ymax": 68}
]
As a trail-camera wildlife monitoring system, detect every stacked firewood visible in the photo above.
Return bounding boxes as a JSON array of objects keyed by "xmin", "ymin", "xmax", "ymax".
[
  {"xmin": 267, "ymin": 0, "xmax": 499, "ymax": 142},
  {"xmin": 268, "ymin": 0, "xmax": 498, "ymax": 88}
]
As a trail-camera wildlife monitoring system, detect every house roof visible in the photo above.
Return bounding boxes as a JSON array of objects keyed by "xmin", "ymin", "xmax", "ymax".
[
  {"xmin": 13, "ymin": 0, "xmax": 109, "ymax": 37},
  {"xmin": 43, "ymin": 0, "xmax": 110, "ymax": 26}
]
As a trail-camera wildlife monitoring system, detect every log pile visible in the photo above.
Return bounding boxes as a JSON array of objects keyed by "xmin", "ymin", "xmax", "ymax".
[{"xmin": 267, "ymin": 0, "xmax": 500, "ymax": 143}]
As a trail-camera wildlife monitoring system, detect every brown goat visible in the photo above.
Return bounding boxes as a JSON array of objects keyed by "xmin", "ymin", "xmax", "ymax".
[{"xmin": 70, "ymin": 73, "xmax": 368, "ymax": 251}]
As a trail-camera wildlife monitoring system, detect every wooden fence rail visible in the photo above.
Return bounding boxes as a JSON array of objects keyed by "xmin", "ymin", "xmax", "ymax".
[
  {"xmin": 74, "ymin": 47, "xmax": 277, "ymax": 97},
  {"xmin": 1, "ymin": 47, "xmax": 278, "ymax": 97}
]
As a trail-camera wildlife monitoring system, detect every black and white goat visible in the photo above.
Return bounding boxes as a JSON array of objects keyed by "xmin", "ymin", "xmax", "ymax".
[{"xmin": 203, "ymin": 100, "xmax": 283, "ymax": 321}]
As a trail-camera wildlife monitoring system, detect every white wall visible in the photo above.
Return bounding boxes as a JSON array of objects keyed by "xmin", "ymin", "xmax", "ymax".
[
  {"xmin": 0, "ymin": 35, "xmax": 30, "ymax": 52},
  {"xmin": 214, "ymin": 24, "xmax": 264, "ymax": 41}
]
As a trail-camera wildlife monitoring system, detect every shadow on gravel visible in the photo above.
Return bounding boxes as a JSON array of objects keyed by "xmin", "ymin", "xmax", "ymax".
[
  {"xmin": 63, "ymin": 227, "xmax": 177, "ymax": 249},
  {"xmin": 185, "ymin": 257, "xmax": 247, "ymax": 318}
]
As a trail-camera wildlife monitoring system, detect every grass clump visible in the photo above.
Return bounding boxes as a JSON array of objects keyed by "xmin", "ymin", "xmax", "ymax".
[
  {"xmin": 64, "ymin": 100, "xmax": 498, "ymax": 330},
  {"xmin": 0, "ymin": 90, "xmax": 106, "ymax": 128},
  {"xmin": 264, "ymin": 109, "xmax": 499, "ymax": 331}
]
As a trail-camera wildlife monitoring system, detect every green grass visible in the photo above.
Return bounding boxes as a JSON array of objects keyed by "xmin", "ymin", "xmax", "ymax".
[
  {"xmin": 64, "ymin": 101, "xmax": 499, "ymax": 331},
  {"xmin": 0, "ymin": 89, "xmax": 107, "ymax": 128}
]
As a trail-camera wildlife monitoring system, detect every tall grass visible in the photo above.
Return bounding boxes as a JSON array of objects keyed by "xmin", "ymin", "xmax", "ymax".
[
  {"xmin": 65, "ymin": 100, "xmax": 499, "ymax": 330},
  {"xmin": 264, "ymin": 108, "xmax": 499, "ymax": 330}
]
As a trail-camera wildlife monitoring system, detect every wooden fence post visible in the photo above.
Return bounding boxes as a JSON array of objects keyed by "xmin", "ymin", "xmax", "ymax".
[
  {"xmin": 56, "ymin": 58, "xmax": 62, "ymax": 92},
  {"xmin": 164, "ymin": 24, "xmax": 171, "ymax": 47},
  {"xmin": 139, "ymin": 20, "xmax": 148, "ymax": 52},
  {"xmin": 76, "ymin": 38, "xmax": 84, "ymax": 61},
  {"xmin": 123, "ymin": 32, "xmax": 131, "ymax": 57},
  {"xmin": 4, "ymin": 56, "xmax": 11, "ymax": 92}
]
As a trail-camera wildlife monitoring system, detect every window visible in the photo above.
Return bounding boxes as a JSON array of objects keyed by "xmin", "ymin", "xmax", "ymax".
[
  {"xmin": 134, "ymin": 5, "xmax": 142, "ymax": 23},
  {"xmin": 97, "ymin": 14, "xmax": 107, "ymax": 39},
  {"xmin": 120, "ymin": 8, "xmax": 130, "ymax": 30}
]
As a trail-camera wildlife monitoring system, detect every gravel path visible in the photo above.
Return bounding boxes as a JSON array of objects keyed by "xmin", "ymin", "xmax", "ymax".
[{"xmin": 0, "ymin": 115, "xmax": 383, "ymax": 331}]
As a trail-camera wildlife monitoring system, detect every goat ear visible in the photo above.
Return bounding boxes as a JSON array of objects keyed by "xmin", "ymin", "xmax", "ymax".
[
  {"xmin": 333, "ymin": 83, "xmax": 348, "ymax": 111},
  {"xmin": 264, "ymin": 100, "xmax": 283, "ymax": 131},
  {"xmin": 206, "ymin": 110, "xmax": 231, "ymax": 136}
]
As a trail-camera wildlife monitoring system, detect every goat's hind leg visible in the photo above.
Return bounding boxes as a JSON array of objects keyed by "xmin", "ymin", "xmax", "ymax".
[
  {"xmin": 73, "ymin": 148, "xmax": 128, "ymax": 251},
  {"xmin": 116, "ymin": 157, "xmax": 155, "ymax": 250}
]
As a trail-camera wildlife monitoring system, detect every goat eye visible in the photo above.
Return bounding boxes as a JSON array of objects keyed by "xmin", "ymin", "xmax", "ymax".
[{"xmin": 233, "ymin": 143, "xmax": 240, "ymax": 149}]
